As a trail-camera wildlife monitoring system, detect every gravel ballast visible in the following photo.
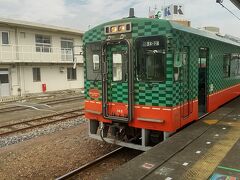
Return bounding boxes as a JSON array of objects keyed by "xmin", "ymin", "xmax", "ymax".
[
  {"xmin": 0, "ymin": 122, "xmax": 118, "ymax": 179},
  {"xmin": 0, "ymin": 117, "xmax": 87, "ymax": 148}
]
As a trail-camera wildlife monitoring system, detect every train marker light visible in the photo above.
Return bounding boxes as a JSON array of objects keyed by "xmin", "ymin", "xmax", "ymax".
[
  {"xmin": 105, "ymin": 23, "xmax": 131, "ymax": 35},
  {"xmin": 118, "ymin": 25, "xmax": 125, "ymax": 32},
  {"xmin": 110, "ymin": 26, "xmax": 117, "ymax": 33}
]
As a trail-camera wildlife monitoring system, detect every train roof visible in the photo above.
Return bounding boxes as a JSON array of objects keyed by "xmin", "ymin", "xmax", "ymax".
[
  {"xmin": 85, "ymin": 17, "xmax": 240, "ymax": 47},
  {"xmin": 169, "ymin": 20, "xmax": 240, "ymax": 47}
]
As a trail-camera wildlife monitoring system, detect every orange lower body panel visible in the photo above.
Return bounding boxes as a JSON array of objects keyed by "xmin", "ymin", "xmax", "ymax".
[
  {"xmin": 85, "ymin": 100, "xmax": 198, "ymax": 132},
  {"xmin": 207, "ymin": 84, "xmax": 240, "ymax": 112},
  {"xmin": 85, "ymin": 84, "xmax": 240, "ymax": 132}
]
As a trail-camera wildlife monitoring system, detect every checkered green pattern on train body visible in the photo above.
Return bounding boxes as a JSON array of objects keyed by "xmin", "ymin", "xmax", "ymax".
[
  {"xmin": 130, "ymin": 19, "xmax": 172, "ymax": 38},
  {"xmin": 84, "ymin": 81, "xmax": 102, "ymax": 101},
  {"xmin": 83, "ymin": 18, "xmax": 240, "ymax": 107},
  {"xmin": 83, "ymin": 25, "xmax": 105, "ymax": 101},
  {"xmin": 83, "ymin": 27, "xmax": 106, "ymax": 43},
  {"xmin": 171, "ymin": 26, "xmax": 240, "ymax": 106},
  {"xmin": 109, "ymin": 82, "xmax": 129, "ymax": 103},
  {"xmin": 106, "ymin": 44, "xmax": 129, "ymax": 103},
  {"xmin": 134, "ymin": 83, "xmax": 173, "ymax": 106}
]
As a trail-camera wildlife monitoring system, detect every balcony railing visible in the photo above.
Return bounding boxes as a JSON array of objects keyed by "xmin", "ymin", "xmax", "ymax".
[{"xmin": 0, "ymin": 45, "xmax": 83, "ymax": 63}]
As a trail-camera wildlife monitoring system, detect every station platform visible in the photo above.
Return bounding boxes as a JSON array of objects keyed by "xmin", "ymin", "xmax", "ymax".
[{"xmin": 104, "ymin": 97, "xmax": 240, "ymax": 180}]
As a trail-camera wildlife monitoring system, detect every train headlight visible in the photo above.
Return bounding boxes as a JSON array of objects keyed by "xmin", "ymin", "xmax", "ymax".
[{"xmin": 105, "ymin": 23, "xmax": 131, "ymax": 35}]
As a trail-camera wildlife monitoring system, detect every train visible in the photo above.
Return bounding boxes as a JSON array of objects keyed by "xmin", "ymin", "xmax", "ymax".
[{"xmin": 83, "ymin": 9, "xmax": 240, "ymax": 151}]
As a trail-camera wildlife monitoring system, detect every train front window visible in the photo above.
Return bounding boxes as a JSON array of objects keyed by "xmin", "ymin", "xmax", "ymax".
[
  {"xmin": 136, "ymin": 36, "xmax": 166, "ymax": 82},
  {"xmin": 113, "ymin": 53, "xmax": 123, "ymax": 81},
  {"xmin": 93, "ymin": 55, "xmax": 100, "ymax": 71},
  {"xmin": 86, "ymin": 43, "xmax": 101, "ymax": 80}
]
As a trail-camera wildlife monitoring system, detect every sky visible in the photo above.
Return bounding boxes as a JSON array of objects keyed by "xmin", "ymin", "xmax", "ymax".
[{"xmin": 0, "ymin": 0, "xmax": 239, "ymax": 37}]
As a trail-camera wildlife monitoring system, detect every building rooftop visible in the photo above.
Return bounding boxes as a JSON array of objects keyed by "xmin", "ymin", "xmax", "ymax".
[{"xmin": 0, "ymin": 17, "xmax": 84, "ymax": 35}]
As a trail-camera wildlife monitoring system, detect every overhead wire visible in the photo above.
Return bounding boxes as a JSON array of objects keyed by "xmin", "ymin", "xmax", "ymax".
[{"xmin": 217, "ymin": 1, "xmax": 240, "ymax": 21}]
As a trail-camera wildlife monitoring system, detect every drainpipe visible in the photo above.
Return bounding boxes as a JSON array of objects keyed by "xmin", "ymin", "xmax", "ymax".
[{"xmin": 14, "ymin": 27, "xmax": 23, "ymax": 96}]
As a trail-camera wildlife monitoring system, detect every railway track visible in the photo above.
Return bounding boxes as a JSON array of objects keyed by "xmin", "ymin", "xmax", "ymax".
[
  {"xmin": 0, "ymin": 109, "xmax": 84, "ymax": 137},
  {"xmin": 0, "ymin": 96, "xmax": 84, "ymax": 114},
  {"xmin": 39, "ymin": 96, "xmax": 84, "ymax": 105},
  {"xmin": 56, "ymin": 147, "xmax": 124, "ymax": 180}
]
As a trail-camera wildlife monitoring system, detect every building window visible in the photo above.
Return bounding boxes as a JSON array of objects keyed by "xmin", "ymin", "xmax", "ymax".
[
  {"xmin": 2, "ymin": 32, "xmax": 9, "ymax": 45},
  {"xmin": 33, "ymin": 68, "xmax": 41, "ymax": 82},
  {"xmin": 61, "ymin": 38, "xmax": 73, "ymax": 49},
  {"xmin": 20, "ymin": 32, "xmax": 26, "ymax": 39},
  {"xmin": 0, "ymin": 68, "xmax": 9, "ymax": 84},
  {"xmin": 67, "ymin": 67, "xmax": 77, "ymax": 80},
  {"xmin": 61, "ymin": 38, "xmax": 74, "ymax": 61},
  {"xmin": 35, "ymin": 34, "xmax": 51, "ymax": 52}
]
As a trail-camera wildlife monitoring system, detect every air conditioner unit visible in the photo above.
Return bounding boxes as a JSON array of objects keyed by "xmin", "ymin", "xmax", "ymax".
[{"xmin": 59, "ymin": 67, "xmax": 65, "ymax": 72}]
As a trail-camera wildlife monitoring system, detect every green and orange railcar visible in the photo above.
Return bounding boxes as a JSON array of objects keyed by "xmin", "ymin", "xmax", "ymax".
[{"xmin": 83, "ymin": 13, "xmax": 240, "ymax": 150}]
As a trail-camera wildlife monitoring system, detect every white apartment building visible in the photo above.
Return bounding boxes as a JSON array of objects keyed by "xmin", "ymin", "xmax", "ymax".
[{"xmin": 0, "ymin": 18, "xmax": 84, "ymax": 97}]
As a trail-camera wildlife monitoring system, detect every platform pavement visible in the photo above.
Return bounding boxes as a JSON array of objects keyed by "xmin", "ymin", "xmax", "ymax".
[{"xmin": 104, "ymin": 96, "xmax": 240, "ymax": 180}]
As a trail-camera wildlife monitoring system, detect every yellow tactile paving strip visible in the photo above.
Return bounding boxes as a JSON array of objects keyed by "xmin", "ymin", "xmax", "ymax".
[{"xmin": 181, "ymin": 120, "xmax": 240, "ymax": 179}]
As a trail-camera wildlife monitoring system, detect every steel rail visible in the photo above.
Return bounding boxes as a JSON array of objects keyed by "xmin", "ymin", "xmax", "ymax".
[
  {"xmin": 37, "ymin": 96, "xmax": 84, "ymax": 105},
  {"xmin": 0, "ymin": 109, "xmax": 84, "ymax": 137},
  {"xmin": 0, "ymin": 96, "xmax": 84, "ymax": 114},
  {"xmin": 56, "ymin": 147, "xmax": 124, "ymax": 180},
  {"xmin": 0, "ymin": 106, "xmax": 24, "ymax": 113}
]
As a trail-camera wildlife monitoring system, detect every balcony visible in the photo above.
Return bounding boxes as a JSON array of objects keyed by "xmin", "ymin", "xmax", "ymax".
[{"xmin": 0, "ymin": 45, "xmax": 83, "ymax": 63}]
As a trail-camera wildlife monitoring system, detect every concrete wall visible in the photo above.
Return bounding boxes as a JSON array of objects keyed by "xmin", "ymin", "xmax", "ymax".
[
  {"xmin": 0, "ymin": 23, "xmax": 84, "ymax": 96},
  {"xmin": 9, "ymin": 63, "xmax": 84, "ymax": 96}
]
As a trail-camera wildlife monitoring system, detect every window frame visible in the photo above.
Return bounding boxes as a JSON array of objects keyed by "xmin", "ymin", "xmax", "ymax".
[
  {"xmin": 61, "ymin": 38, "xmax": 74, "ymax": 61},
  {"xmin": 32, "ymin": 67, "xmax": 41, "ymax": 82},
  {"xmin": 85, "ymin": 42, "xmax": 102, "ymax": 81},
  {"xmin": 112, "ymin": 52, "xmax": 124, "ymax": 82},
  {"xmin": 61, "ymin": 38, "xmax": 74, "ymax": 49},
  {"xmin": 223, "ymin": 54, "xmax": 231, "ymax": 78},
  {"xmin": 92, "ymin": 54, "xmax": 100, "ymax": 71},
  {"xmin": 230, "ymin": 53, "xmax": 240, "ymax": 77},
  {"xmin": 2, "ymin": 31, "xmax": 9, "ymax": 45},
  {"xmin": 67, "ymin": 67, "xmax": 77, "ymax": 81},
  {"xmin": 173, "ymin": 46, "xmax": 189, "ymax": 82},
  {"xmin": 35, "ymin": 34, "xmax": 52, "ymax": 53},
  {"xmin": 135, "ymin": 35, "xmax": 167, "ymax": 82}
]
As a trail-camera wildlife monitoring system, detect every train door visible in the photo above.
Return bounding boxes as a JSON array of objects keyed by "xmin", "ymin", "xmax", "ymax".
[
  {"xmin": 198, "ymin": 47, "xmax": 208, "ymax": 117},
  {"xmin": 0, "ymin": 69, "xmax": 10, "ymax": 97},
  {"xmin": 102, "ymin": 40, "xmax": 133, "ymax": 122},
  {"xmin": 180, "ymin": 47, "xmax": 193, "ymax": 118}
]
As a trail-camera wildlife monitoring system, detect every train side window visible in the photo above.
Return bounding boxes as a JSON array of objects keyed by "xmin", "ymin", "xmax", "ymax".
[
  {"xmin": 86, "ymin": 43, "xmax": 101, "ymax": 81},
  {"xmin": 230, "ymin": 53, "xmax": 239, "ymax": 77},
  {"xmin": 223, "ymin": 54, "xmax": 230, "ymax": 78},
  {"xmin": 136, "ymin": 36, "xmax": 166, "ymax": 82},
  {"xmin": 238, "ymin": 55, "xmax": 240, "ymax": 75},
  {"xmin": 174, "ymin": 47, "xmax": 189, "ymax": 81}
]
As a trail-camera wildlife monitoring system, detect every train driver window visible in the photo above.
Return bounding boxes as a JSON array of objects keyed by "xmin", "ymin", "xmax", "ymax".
[
  {"xmin": 86, "ymin": 43, "xmax": 101, "ymax": 80},
  {"xmin": 136, "ymin": 36, "xmax": 166, "ymax": 82}
]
